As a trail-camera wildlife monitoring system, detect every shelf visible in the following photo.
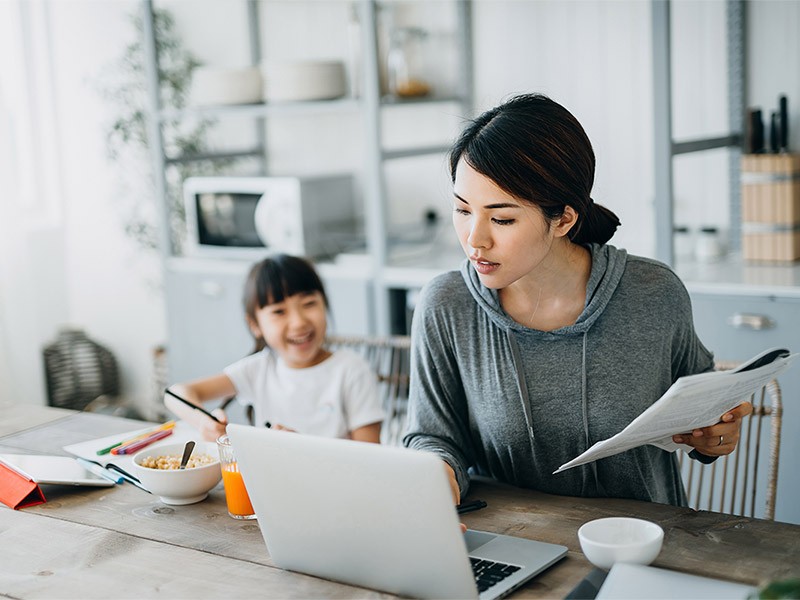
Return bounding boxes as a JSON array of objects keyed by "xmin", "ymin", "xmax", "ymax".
[
  {"xmin": 379, "ymin": 94, "xmax": 465, "ymax": 107},
  {"xmin": 164, "ymin": 148, "xmax": 263, "ymax": 165},
  {"xmin": 381, "ymin": 144, "xmax": 452, "ymax": 160},
  {"xmin": 157, "ymin": 97, "xmax": 363, "ymax": 122}
]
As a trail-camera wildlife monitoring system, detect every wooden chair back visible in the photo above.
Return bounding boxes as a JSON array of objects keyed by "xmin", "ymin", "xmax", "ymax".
[
  {"xmin": 678, "ymin": 361, "xmax": 782, "ymax": 520},
  {"xmin": 325, "ymin": 334, "xmax": 412, "ymax": 446}
]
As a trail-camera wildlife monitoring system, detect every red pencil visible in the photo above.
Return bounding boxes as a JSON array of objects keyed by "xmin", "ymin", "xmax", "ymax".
[{"xmin": 114, "ymin": 428, "xmax": 174, "ymax": 455}]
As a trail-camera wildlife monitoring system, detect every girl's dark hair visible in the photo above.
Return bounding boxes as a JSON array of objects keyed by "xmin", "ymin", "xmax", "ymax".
[
  {"xmin": 449, "ymin": 93, "xmax": 620, "ymax": 245},
  {"xmin": 243, "ymin": 254, "xmax": 328, "ymax": 352}
]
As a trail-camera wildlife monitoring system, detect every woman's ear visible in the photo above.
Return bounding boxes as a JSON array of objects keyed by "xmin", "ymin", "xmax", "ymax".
[{"xmin": 553, "ymin": 205, "xmax": 580, "ymax": 238}]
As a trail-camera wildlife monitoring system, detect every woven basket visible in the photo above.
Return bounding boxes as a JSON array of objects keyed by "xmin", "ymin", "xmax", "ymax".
[{"xmin": 43, "ymin": 328, "xmax": 120, "ymax": 410}]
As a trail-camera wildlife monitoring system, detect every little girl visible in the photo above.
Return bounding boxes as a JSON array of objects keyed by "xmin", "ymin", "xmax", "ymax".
[{"xmin": 165, "ymin": 254, "xmax": 384, "ymax": 443}]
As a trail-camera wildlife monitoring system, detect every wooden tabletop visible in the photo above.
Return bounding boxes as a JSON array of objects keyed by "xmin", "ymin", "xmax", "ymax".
[{"xmin": 1, "ymin": 405, "xmax": 798, "ymax": 598}]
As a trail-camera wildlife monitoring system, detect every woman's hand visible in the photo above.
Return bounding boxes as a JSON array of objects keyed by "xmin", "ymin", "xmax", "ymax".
[
  {"xmin": 672, "ymin": 401, "xmax": 753, "ymax": 457},
  {"xmin": 272, "ymin": 423, "xmax": 298, "ymax": 433},
  {"xmin": 443, "ymin": 461, "xmax": 467, "ymax": 533}
]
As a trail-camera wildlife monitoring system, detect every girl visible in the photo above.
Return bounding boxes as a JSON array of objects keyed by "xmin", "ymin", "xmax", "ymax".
[
  {"xmin": 165, "ymin": 254, "xmax": 384, "ymax": 443},
  {"xmin": 403, "ymin": 93, "xmax": 752, "ymax": 507}
]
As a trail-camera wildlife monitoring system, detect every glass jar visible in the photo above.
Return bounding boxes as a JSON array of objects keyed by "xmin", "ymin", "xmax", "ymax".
[{"xmin": 387, "ymin": 26, "xmax": 432, "ymax": 99}]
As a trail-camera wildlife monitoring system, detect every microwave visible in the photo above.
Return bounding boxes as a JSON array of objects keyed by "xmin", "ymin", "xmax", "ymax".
[{"xmin": 183, "ymin": 175, "xmax": 361, "ymax": 259}]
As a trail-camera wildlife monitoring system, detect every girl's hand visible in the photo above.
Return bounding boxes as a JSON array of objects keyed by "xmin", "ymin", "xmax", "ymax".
[
  {"xmin": 672, "ymin": 401, "xmax": 753, "ymax": 457},
  {"xmin": 199, "ymin": 408, "xmax": 228, "ymax": 442}
]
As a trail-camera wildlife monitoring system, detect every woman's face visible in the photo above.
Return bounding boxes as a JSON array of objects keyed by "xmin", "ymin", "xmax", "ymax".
[
  {"xmin": 249, "ymin": 291, "xmax": 328, "ymax": 368},
  {"xmin": 452, "ymin": 158, "xmax": 560, "ymax": 290}
]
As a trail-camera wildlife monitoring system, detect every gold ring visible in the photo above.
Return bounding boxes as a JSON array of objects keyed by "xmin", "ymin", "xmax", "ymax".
[{"xmin": 718, "ymin": 435, "xmax": 724, "ymax": 446}]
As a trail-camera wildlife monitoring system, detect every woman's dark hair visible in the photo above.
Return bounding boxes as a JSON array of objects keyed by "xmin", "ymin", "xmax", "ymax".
[
  {"xmin": 243, "ymin": 254, "xmax": 329, "ymax": 352},
  {"xmin": 449, "ymin": 93, "xmax": 620, "ymax": 245}
]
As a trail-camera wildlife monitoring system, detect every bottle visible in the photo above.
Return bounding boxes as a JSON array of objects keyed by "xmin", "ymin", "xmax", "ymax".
[
  {"xmin": 387, "ymin": 26, "xmax": 432, "ymax": 99},
  {"xmin": 673, "ymin": 225, "xmax": 693, "ymax": 262},
  {"xmin": 695, "ymin": 226, "xmax": 725, "ymax": 263}
]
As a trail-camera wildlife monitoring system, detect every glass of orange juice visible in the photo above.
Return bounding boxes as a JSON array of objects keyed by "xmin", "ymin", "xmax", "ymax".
[{"xmin": 216, "ymin": 435, "xmax": 256, "ymax": 520}]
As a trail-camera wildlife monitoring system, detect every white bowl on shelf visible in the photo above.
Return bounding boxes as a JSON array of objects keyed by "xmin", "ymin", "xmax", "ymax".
[
  {"xmin": 578, "ymin": 517, "xmax": 664, "ymax": 570},
  {"xmin": 262, "ymin": 60, "xmax": 347, "ymax": 102},
  {"xmin": 190, "ymin": 66, "xmax": 263, "ymax": 106},
  {"xmin": 131, "ymin": 441, "xmax": 222, "ymax": 505}
]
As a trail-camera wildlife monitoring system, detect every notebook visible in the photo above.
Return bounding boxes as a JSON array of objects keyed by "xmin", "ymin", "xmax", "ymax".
[
  {"xmin": 227, "ymin": 424, "xmax": 568, "ymax": 600},
  {"xmin": 596, "ymin": 563, "xmax": 756, "ymax": 599}
]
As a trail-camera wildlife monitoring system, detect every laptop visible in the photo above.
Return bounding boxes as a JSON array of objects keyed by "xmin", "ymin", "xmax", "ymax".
[{"xmin": 227, "ymin": 424, "xmax": 567, "ymax": 600}]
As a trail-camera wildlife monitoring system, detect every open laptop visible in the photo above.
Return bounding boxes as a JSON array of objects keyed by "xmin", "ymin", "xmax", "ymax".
[{"xmin": 227, "ymin": 424, "xmax": 567, "ymax": 600}]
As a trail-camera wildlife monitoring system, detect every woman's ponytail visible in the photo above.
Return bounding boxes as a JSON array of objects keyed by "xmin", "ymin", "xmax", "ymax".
[{"xmin": 569, "ymin": 199, "xmax": 621, "ymax": 246}]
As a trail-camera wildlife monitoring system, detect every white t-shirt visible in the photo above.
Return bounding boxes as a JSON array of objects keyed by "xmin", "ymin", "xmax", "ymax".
[{"xmin": 223, "ymin": 348, "xmax": 385, "ymax": 439}]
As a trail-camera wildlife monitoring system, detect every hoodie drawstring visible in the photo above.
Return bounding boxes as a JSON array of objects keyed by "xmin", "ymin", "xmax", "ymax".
[
  {"xmin": 582, "ymin": 331, "xmax": 607, "ymax": 496},
  {"xmin": 506, "ymin": 330, "xmax": 535, "ymax": 444}
]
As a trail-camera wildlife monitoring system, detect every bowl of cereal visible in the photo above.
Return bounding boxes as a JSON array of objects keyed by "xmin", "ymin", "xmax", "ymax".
[{"xmin": 131, "ymin": 441, "xmax": 222, "ymax": 505}]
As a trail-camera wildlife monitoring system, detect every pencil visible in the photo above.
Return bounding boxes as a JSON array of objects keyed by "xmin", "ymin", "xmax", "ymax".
[
  {"xmin": 114, "ymin": 428, "xmax": 174, "ymax": 455},
  {"xmin": 165, "ymin": 388, "xmax": 223, "ymax": 424},
  {"xmin": 97, "ymin": 421, "xmax": 176, "ymax": 456}
]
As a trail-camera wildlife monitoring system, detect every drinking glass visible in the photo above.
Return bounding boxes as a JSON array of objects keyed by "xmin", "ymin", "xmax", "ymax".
[{"xmin": 216, "ymin": 435, "xmax": 256, "ymax": 520}]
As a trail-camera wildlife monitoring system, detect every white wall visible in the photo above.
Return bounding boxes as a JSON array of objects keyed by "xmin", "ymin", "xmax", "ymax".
[
  {"xmin": 0, "ymin": 0, "xmax": 166, "ymax": 414},
  {"xmin": 1, "ymin": 0, "xmax": 798, "ymax": 409}
]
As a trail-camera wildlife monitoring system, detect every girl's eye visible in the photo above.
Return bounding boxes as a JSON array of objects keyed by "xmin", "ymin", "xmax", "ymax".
[
  {"xmin": 269, "ymin": 308, "xmax": 286, "ymax": 316},
  {"xmin": 303, "ymin": 300, "xmax": 318, "ymax": 308},
  {"xmin": 492, "ymin": 218, "xmax": 515, "ymax": 226}
]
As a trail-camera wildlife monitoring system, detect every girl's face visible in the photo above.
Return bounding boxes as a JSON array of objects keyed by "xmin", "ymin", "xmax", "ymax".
[
  {"xmin": 452, "ymin": 159, "xmax": 570, "ymax": 290},
  {"xmin": 249, "ymin": 290, "xmax": 328, "ymax": 368}
]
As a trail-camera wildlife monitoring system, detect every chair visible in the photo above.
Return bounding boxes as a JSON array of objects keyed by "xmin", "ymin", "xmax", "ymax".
[
  {"xmin": 678, "ymin": 361, "xmax": 782, "ymax": 520},
  {"xmin": 325, "ymin": 334, "xmax": 412, "ymax": 447}
]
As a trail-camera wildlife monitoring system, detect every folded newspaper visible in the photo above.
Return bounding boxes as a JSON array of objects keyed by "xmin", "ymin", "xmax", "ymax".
[{"xmin": 554, "ymin": 347, "xmax": 796, "ymax": 474}]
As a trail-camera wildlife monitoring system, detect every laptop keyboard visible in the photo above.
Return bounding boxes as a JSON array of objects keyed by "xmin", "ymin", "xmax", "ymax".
[{"xmin": 470, "ymin": 557, "xmax": 521, "ymax": 593}]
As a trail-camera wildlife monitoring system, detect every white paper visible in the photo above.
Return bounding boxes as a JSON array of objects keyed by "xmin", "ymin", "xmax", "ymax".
[{"xmin": 554, "ymin": 348, "xmax": 796, "ymax": 474}]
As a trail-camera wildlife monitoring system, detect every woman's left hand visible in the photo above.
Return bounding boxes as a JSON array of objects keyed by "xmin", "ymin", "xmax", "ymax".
[{"xmin": 672, "ymin": 401, "xmax": 753, "ymax": 457}]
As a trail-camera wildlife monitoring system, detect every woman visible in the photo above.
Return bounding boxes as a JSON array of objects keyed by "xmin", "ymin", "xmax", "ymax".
[{"xmin": 403, "ymin": 93, "xmax": 751, "ymax": 507}]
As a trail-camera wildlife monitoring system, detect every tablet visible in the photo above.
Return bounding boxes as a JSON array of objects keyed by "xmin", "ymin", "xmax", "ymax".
[{"xmin": 0, "ymin": 454, "xmax": 115, "ymax": 487}]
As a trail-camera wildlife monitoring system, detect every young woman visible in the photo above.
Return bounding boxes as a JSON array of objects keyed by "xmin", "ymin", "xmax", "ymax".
[
  {"xmin": 403, "ymin": 94, "xmax": 751, "ymax": 507},
  {"xmin": 165, "ymin": 254, "xmax": 384, "ymax": 443}
]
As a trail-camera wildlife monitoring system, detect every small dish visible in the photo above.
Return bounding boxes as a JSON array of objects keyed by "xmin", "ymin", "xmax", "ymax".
[{"xmin": 578, "ymin": 517, "xmax": 664, "ymax": 570}]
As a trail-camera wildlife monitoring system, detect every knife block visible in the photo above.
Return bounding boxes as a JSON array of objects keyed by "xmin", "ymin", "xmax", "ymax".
[{"xmin": 740, "ymin": 154, "xmax": 800, "ymax": 262}]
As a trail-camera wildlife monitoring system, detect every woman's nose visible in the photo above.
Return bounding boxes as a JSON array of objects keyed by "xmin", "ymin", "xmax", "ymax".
[{"xmin": 467, "ymin": 219, "xmax": 491, "ymax": 249}]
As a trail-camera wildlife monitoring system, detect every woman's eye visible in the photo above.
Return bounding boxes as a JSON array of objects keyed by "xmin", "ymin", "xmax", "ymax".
[
  {"xmin": 453, "ymin": 207, "xmax": 470, "ymax": 216},
  {"xmin": 492, "ymin": 218, "xmax": 515, "ymax": 226}
]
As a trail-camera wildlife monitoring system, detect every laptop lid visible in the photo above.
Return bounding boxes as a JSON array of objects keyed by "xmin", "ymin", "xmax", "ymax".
[{"xmin": 227, "ymin": 424, "xmax": 566, "ymax": 600}]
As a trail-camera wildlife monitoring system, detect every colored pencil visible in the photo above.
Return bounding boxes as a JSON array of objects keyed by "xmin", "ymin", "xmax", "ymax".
[
  {"xmin": 114, "ymin": 428, "xmax": 174, "ymax": 455},
  {"xmin": 99, "ymin": 421, "xmax": 176, "ymax": 456}
]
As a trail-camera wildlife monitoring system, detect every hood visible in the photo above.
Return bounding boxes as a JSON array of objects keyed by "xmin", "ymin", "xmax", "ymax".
[{"xmin": 460, "ymin": 243, "xmax": 628, "ymax": 335}]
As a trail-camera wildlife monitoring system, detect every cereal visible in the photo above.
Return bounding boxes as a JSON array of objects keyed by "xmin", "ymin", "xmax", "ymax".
[{"xmin": 139, "ymin": 453, "xmax": 216, "ymax": 470}]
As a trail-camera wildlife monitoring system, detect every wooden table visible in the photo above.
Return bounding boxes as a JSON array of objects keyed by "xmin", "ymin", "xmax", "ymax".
[{"xmin": 1, "ymin": 404, "xmax": 798, "ymax": 598}]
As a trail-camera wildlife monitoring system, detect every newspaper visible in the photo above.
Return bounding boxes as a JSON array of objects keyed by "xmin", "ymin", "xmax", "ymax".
[{"xmin": 554, "ymin": 347, "xmax": 796, "ymax": 474}]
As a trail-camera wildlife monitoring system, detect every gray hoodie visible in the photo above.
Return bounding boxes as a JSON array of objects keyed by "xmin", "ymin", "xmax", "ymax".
[{"xmin": 404, "ymin": 244, "xmax": 714, "ymax": 506}]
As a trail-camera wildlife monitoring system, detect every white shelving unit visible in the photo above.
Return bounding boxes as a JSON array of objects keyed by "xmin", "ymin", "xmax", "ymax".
[{"xmin": 139, "ymin": 0, "xmax": 474, "ymax": 382}]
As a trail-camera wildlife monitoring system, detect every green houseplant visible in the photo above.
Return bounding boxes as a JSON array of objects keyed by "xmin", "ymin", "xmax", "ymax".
[{"xmin": 99, "ymin": 7, "xmax": 234, "ymax": 255}]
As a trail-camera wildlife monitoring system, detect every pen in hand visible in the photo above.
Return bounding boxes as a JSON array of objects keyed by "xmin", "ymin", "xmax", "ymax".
[{"xmin": 165, "ymin": 388, "xmax": 223, "ymax": 424}]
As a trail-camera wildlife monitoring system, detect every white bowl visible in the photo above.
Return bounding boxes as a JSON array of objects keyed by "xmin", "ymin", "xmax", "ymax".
[
  {"xmin": 262, "ymin": 60, "xmax": 346, "ymax": 102},
  {"xmin": 190, "ymin": 66, "xmax": 263, "ymax": 106},
  {"xmin": 132, "ymin": 441, "xmax": 222, "ymax": 505},
  {"xmin": 578, "ymin": 517, "xmax": 664, "ymax": 570}
]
